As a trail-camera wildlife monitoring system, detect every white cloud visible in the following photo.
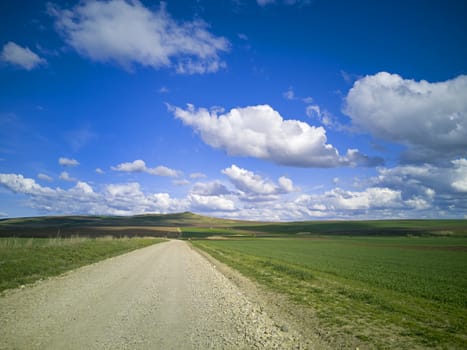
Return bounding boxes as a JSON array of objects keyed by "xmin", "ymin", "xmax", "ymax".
[
  {"xmin": 451, "ymin": 159, "xmax": 467, "ymax": 192},
  {"xmin": 192, "ymin": 181, "xmax": 231, "ymax": 196},
  {"xmin": 59, "ymin": 157, "xmax": 79, "ymax": 167},
  {"xmin": 95, "ymin": 168, "xmax": 105, "ymax": 174},
  {"xmin": 283, "ymin": 87, "xmax": 296, "ymax": 100},
  {"xmin": 1, "ymin": 162, "xmax": 466, "ymax": 219},
  {"xmin": 111, "ymin": 159, "xmax": 180, "ymax": 177},
  {"xmin": 0, "ymin": 174, "xmax": 53, "ymax": 195},
  {"xmin": 1, "ymin": 42, "xmax": 46, "ymax": 70},
  {"xmin": 0, "ymin": 212, "xmax": 8, "ymax": 218},
  {"xmin": 74, "ymin": 181, "xmax": 94, "ymax": 194},
  {"xmin": 222, "ymin": 165, "xmax": 295, "ymax": 202},
  {"xmin": 49, "ymin": 0, "xmax": 229, "ymax": 74},
  {"xmin": 0, "ymin": 173, "xmax": 186, "ymax": 216},
  {"xmin": 188, "ymin": 194, "xmax": 236, "ymax": 212},
  {"xmin": 171, "ymin": 104, "xmax": 380, "ymax": 167},
  {"xmin": 173, "ymin": 179, "xmax": 190, "ymax": 186},
  {"xmin": 37, "ymin": 173, "xmax": 53, "ymax": 182},
  {"xmin": 190, "ymin": 172, "xmax": 207, "ymax": 179},
  {"xmin": 59, "ymin": 171, "xmax": 77, "ymax": 182},
  {"xmin": 305, "ymin": 105, "xmax": 321, "ymax": 118},
  {"xmin": 223, "ymin": 165, "xmax": 278, "ymax": 195},
  {"xmin": 278, "ymin": 176, "xmax": 295, "ymax": 192},
  {"xmin": 317, "ymin": 187, "xmax": 403, "ymax": 210},
  {"xmin": 344, "ymin": 72, "xmax": 467, "ymax": 162},
  {"xmin": 147, "ymin": 165, "xmax": 179, "ymax": 177},
  {"xmin": 374, "ymin": 159, "xmax": 467, "ymax": 197},
  {"xmin": 286, "ymin": 187, "xmax": 406, "ymax": 219}
]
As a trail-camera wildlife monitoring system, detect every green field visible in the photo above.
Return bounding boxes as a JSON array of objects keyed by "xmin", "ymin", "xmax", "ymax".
[
  {"xmin": 0, "ymin": 237, "xmax": 164, "ymax": 292},
  {"xmin": 193, "ymin": 237, "xmax": 467, "ymax": 349}
]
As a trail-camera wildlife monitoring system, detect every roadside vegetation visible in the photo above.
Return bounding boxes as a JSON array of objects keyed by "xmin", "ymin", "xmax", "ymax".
[
  {"xmin": 193, "ymin": 237, "xmax": 467, "ymax": 349},
  {"xmin": 0, "ymin": 236, "xmax": 164, "ymax": 292}
]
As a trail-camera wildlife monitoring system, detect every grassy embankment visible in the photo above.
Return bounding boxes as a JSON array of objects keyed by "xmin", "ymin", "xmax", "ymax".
[
  {"xmin": 193, "ymin": 236, "xmax": 467, "ymax": 349},
  {"xmin": 0, "ymin": 237, "xmax": 165, "ymax": 292}
]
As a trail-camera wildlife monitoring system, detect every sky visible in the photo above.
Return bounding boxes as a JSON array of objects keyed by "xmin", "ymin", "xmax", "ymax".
[{"xmin": 0, "ymin": 0, "xmax": 466, "ymax": 220}]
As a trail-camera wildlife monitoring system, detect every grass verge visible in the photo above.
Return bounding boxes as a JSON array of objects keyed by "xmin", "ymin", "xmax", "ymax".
[
  {"xmin": 193, "ymin": 237, "xmax": 467, "ymax": 349},
  {"xmin": 0, "ymin": 237, "xmax": 165, "ymax": 293}
]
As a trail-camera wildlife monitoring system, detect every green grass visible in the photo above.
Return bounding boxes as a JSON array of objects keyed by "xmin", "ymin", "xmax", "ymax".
[
  {"xmin": 180, "ymin": 226, "xmax": 253, "ymax": 238},
  {"xmin": 231, "ymin": 219, "xmax": 467, "ymax": 237},
  {"xmin": 193, "ymin": 237, "xmax": 467, "ymax": 349},
  {"xmin": 0, "ymin": 237, "xmax": 165, "ymax": 292}
]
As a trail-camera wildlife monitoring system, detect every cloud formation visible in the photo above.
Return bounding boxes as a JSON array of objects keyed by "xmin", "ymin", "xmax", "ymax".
[
  {"xmin": 344, "ymin": 72, "xmax": 467, "ymax": 162},
  {"xmin": 49, "ymin": 0, "xmax": 229, "ymax": 74},
  {"xmin": 2, "ymin": 157, "xmax": 466, "ymax": 219},
  {"xmin": 59, "ymin": 171, "xmax": 77, "ymax": 182},
  {"xmin": 59, "ymin": 157, "xmax": 80, "ymax": 167},
  {"xmin": 0, "ymin": 174, "xmax": 186, "ymax": 216},
  {"xmin": 1, "ymin": 42, "xmax": 46, "ymax": 70},
  {"xmin": 111, "ymin": 159, "xmax": 180, "ymax": 177},
  {"xmin": 37, "ymin": 173, "xmax": 53, "ymax": 182},
  {"xmin": 172, "ymin": 104, "xmax": 381, "ymax": 167}
]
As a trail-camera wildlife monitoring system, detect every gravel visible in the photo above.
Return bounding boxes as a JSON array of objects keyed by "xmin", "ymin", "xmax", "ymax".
[{"xmin": 0, "ymin": 240, "xmax": 314, "ymax": 349}]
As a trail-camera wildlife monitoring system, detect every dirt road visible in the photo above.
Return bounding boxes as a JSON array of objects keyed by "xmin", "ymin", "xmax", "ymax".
[{"xmin": 0, "ymin": 240, "xmax": 310, "ymax": 349}]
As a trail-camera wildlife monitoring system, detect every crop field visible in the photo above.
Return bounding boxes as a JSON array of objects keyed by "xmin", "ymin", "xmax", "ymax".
[
  {"xmin": 193, "ymin": 236, "xmax": 467, "ymax": 349},
  {"xmin": 0, "ymin": 237, "xmax": 165, "ymax": 293}
]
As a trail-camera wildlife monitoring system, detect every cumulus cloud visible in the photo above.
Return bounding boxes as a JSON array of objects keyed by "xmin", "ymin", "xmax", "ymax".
[
  {"xmin": 188, "ymin": 194, "xmax": 236, "ymax": 212},
  {"xmin": 1, "ymin": 42, "xmax": 46, "ymax": 70},
  {"xmin": 188, "ymin": 180, "xmax": 237, "ymax": 211},
  {"xmin": 95, "ymin": 168, "xmax": 105, "ymax": 174},
  {"xmin": 374, "ymin": 159, "xmax": 467, "ymax": 195},
  {"xmin": 278, "ymin": 176, "xmax": 295, "ymax": 192},
  {"xmin": 49, "ymin": 0, "xmax": 229, "ymax": 74},
  {"xmin": 222, "ymin": 164, "xmax": 295, "ymax": 201},
  {"xmin": 0, "ymin": 174, "xmax": 54, "ymax": 196},
  {"xmin": 344, "ymin": 72, "xmax": 467, "ymax": 162},
  {"xmin": 307, "ymin": 187, "xmax": 403, "ymax": 211},
  {"xmin": 0, "ymin": 173, "xmax": 186, "ymax": 216},
  {"xmin": 192, "ymin": 181, "xmax": 232, "ymax": 196},
  {"xmin": 171, "ymin": 104, "xmax": 381, "ymax": 167},
  {"xmin": 59, "ymin": 171, "xmax": 77, "ymax": 182},
  {"xmin": 37, "ymin": 173, "xmax": 53, "ymax": 182},
  {"xmin": 111, "ymin": 160, "xmax": 180, "ymax": 177},
  {"xmin": 59, "ymin": 157, "xmax": 79, "ymax": 167}
]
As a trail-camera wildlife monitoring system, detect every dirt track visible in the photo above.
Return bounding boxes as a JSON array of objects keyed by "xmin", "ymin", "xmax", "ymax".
[{"xmin": 0, "ymin": 240, "xmax": 311, "ymax": 349}]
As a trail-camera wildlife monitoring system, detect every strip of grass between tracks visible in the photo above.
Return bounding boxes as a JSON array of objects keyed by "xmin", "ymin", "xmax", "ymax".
[{"xmin": 0, "ymin": 237, "xmax": 165, "ymax": 293}]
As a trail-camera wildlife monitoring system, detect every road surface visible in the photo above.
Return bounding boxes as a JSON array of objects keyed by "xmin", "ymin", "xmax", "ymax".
[{"xmin": 0, "ymin": 240, "xmax": 310, "ymax": 349}]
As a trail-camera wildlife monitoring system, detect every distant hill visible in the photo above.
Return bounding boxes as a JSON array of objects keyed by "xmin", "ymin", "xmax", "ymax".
[
  {"xmin": 0, "ymin": 212, "xmax": 248, "ymax": 238},
  {"xmin": 1, "ymin": 212, "xmax": 466, "ymax": 238}
]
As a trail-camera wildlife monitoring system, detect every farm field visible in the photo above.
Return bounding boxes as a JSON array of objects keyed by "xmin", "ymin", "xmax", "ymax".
[
  {"xmin": 193, "ymin": 236, "xmax": 467, "ymax": 349},
  {"xmin": 0, "ymin": 237, "xmax": 165, "ymax": 292}
]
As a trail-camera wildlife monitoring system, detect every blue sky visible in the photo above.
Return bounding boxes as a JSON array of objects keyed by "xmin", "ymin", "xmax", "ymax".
[{"xmin": 1, "ymin": 0, "xmax": 466, "ymax": 220}]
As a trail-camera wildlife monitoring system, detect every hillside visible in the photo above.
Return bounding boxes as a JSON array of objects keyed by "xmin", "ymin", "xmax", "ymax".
[{"xmin": 1, "ymin": 212, "xmax": 467, "ymax": 238}]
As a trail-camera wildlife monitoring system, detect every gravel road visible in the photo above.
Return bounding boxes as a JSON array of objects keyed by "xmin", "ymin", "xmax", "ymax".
[{"xmin": 0, "ymin": 240, "xmax": 311, "ymax": 349}]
